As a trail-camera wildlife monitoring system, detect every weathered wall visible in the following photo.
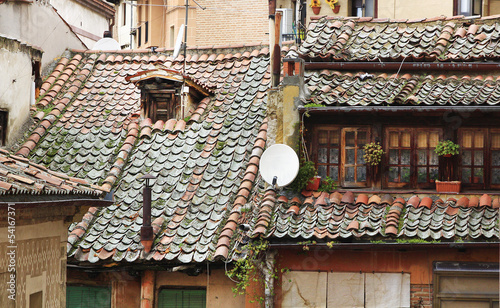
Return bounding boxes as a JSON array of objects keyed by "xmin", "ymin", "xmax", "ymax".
[
  {"xmin": 114, "ymin": 1, "xmax": 137, "ymax": 49},
  {"xmin": 270, "ymin": 246, "xmax": 499, "ymax": 307},
  {"xmin": 0, "ymin": 38, "xmax": 38, "ymax": 145},
  {"xmin": 0, "ymin": 220, "xmax": 69, "ymax": 308},
  {"xmin": 51, "ymin": 0, "xmax": 111, "ymax": 48},
  {"xmin": 0, "ymin": 1, "xmax": 86, "ymax": 71}
]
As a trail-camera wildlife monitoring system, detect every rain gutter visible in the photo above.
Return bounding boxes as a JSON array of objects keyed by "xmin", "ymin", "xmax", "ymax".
[
  {"xmin": 305, "ymin": 61, "xmax": 500, "ymax": 71},
  {"xmin": 268, "ymin": 242, "xmax": 499, "ymax": 250},
  {"xmin": 0, "ymin": 198, "xmax": 114, "ymax": 208},
  {"xmin": 298, "ymin": 106, "xmax": 500, "ymax": 114}
]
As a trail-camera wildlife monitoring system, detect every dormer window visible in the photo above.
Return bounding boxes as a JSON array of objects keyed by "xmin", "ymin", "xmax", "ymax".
[{"xmin": 127, "ymin": 69, "xmax": 213, "ymax": 122}]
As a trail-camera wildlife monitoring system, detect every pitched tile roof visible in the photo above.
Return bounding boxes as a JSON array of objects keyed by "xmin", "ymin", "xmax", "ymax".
[
  {"xmin": 0, "ymin": 149, "xmax": 104, "ymax": 198},
  {"xmin": 306, "ymin": 70, "xmax": 500, "ymax": 107},
  {"xmin": 296, "ymin": 16, "xmax": 500, "ymax": 62},
  {"xmin": 241, "ymin": 190, "xmax": 499, "ymax": 243},
  {"xmin": 19, "ymin": 46, "xmax": 271, "ymax": 263}
]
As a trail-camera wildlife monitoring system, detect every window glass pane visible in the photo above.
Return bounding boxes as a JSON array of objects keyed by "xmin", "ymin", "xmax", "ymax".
[
  {"xmin": 417, "ymin": 132, "xmax": 427, "ymax": 148},
  {"xmin": 318, "ymin": 131, "xmax": 328, "ymax": 145},
  {"xmin": 474, "ymin": 168, "xmax": 483, "ymax": 184},
  {"xmin": 402, "ymin": 132, "xmax": 411, "ymax": 147},
  {"xmin": 389, "ymin": 149, "xmax": 399, "ymax": 164},
  {"xmin": 492, "ymin": 133, "xmax": 500, "ymax": 148},
  {"xmin": 401, "ymin": 150, "xmax": 411, "ymax": 165},
  {"xmin": 318, "ymin": 165, "xmax": 327, "ymax": 178},
  {"xmin": 318, "ymin": 148, "xmax": 327, "ymax": 163},
  {"xmin": 417, "ymin": 167, "xmax": 427, "ymax": 183},
  {"xmin": 429, "ymin": 132, "xmax": 439, "ymax": 147},
  {"xmin": 462, "ymin": 131, "xmax": 473, "ymax": 148},
  {"xmin": 430, "ymin": 167, "xmax": 438, "ymax": 181},
  {"xmin": 473, "ymin": 0, "xmax": 482, "ymax": 15},
  {"xmin": 401, "ymin": 167, "xmax": 410, "ymax": 182},
  {"xmin": 389, "ymin": 167, "xmax": 399, "ymax": 182},
  {"xmin": 346, "ymin": 149, "xmax": 355, "ymax": 165},
  {"xmin": 329, "ymin": 166, "xmax": 338, "ymax": 181},
  {"xmin": 358, "ymin": 131, "xmax": 367, "ymax": 144},
  {"xmin": 439, "ymin": 276, "xmax": 499, "ymax": 295},
  {"xmin": 459, "ymin": 0, "xmax": 472, "ymax": 15},
  {"xmin": 430, "ymin": 151, "xmax": 438, "ymax": 165},
  {"xmin": 357, "ymin": 166, "xmax": 366, "ymax": 182},
  {"xmin": 417, "ymin": 150, "xmax": 427, "ymax": 165},
  {"xmin": 67, "ymin": 286, "xmax": 111, "ymax": 308},
  {"xmin": 474, "ymin": 150, "xmax": 484, "ymax": 165},
  {"xmin": 330, "ymin": 148, "xmax": 339, "ymax": 164},
  {"xmin": 346, "ymin": 131, "xmax": 355, "ymax": 146},
  {"xmin": 463, "ymin": 150, "xmax": 472, "ymax": 165},
  {"xmin": 475, "ymin": 132, "xmax": 485, "ymax": 148},
  {"xmin": 492, "ymin": 169, "xmax": 500, "ymax": 184},
  {"xmin": 364, "ymin": 0, "xmax": 375, "ymax": 17},
  {"xmin": 330, "ymin": 130, "xmax": 340, "ymax": 146},
  {"xmin": 345, "ymin": 166, "xmax": 355, "ymax": 182},
  {"xmin": 462, "ymin": 168, "xmax": 471, "ymax": 183},
  {"xmin": 389, "ymin": 132, "xmax": 399, "ymax": 147},
  {"xmin": 357, "ymin": 149, "xmax": 365, "ymax": 164}
]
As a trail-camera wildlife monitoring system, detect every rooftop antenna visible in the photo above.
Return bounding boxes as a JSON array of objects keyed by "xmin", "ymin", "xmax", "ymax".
[
  {"xmin": 259, "ymin": 144, "xmax": 299, "ymax": 190},
  {"xmin": 172, "ymin": 24, "xmax": 184, "ymax": 60}
]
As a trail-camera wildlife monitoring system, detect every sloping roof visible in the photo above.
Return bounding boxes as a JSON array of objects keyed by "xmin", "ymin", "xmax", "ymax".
[
  {"xmin": 306, "ymin": 70, "xmax": 500, "ymax": 107},
  {"xmin": 240, "ymin": 189, "xmax": 499, "ymax": 243},
  {"xmin": 0, "ymin": 149, "xmax": 104, "ymax": 199},
  {"xmin": 297, "ymin": 16, "xmax": 500, "ymax": 62},
  {"xmin": 19, "ymin": 46, "xmax": 270, "ymax": 264}
]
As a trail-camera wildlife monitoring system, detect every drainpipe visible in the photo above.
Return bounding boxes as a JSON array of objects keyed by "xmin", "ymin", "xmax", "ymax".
[
  {"xmin": 269, "ymin": 0, "xmax": 276, "ymax": 86},
  {"xmin": 272, "ymin": 11, "xmax": 282, "ymax": 88},
  {"xmin": 140, "ymin": 174, "xmax": 155, "ymax": 253},
  {"xmin": 258, "ymin": 250, "xmax": 277, "ymax": 308},
  {"xmin": 141, "ymin": 270, "xmax": 155, "ymax": 308}
]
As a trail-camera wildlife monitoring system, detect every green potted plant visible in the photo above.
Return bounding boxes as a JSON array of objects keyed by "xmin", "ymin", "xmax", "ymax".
[
  {"xmin": 434, "ymin": 140, "xmax": 461, "ymax": 193},
  {"xmin": 363, "ymin": 142, "xmax": 384, "ymax": 185},
  {"xmin": 435, "ymin": 140, "xmax": 460, "ymax": 157},
  {"xmin": 310, "ymin": 0, "xmax": 322, "ymax": 15},
  {"xmin": 289, "ymin": 160, "xmax": 320, "ymax": 192}
]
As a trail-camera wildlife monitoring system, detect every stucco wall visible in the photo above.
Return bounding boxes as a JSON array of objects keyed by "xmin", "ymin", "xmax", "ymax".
[
  {"xmin": 0, "ymin": 43, "xmax": 35, "ymax": 145},
  {"xmin": 0, "ymin": 220, "xmax": 68, "ymax": 308},
  {"xmin": 0, "ymin": 1, "xmax": 86, "ymax": 70},
  {"xmin": 50, "ymin": 0, "xmax": 111, "ymax": 48}
]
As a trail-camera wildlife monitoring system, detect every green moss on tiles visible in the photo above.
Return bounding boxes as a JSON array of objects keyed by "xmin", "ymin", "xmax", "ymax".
[
  {"xmin": 195, "ymin": 143, "xmax": 204, "ymax": 151},
  {"xmin": 99, "ymin": 91, "xmax": 106, "ymax": 95},
  {"xmin": 395, "ymin": 238, "xmax": 441, "ymax": 244},
  {"xmin": 369, "ymin": 240, "xmax": 385, "ymax": 244},
  {"xmin": 47, "ymin": 148, "xmax": 58, "ymax": 157}
]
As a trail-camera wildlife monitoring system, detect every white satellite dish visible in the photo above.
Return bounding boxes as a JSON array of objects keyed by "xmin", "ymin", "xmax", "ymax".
[
  {"xmin": 259, "ymin": 144, "xmax": 299, "ymax": 188},
  {"xmin": 172, "ymin": 24, "xmax": 185, "ymax": 59}
]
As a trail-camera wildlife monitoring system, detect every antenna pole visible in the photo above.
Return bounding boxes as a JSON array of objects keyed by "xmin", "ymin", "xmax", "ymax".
[{"xmin": 183, "ymin": 0, "xmax": 188, "ymax": 60}]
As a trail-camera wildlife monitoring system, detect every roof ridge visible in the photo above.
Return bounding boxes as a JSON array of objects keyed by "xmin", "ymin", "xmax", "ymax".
[{"xmin": 213, "ymin": 118, "xmax": 268, "ymax": 260}]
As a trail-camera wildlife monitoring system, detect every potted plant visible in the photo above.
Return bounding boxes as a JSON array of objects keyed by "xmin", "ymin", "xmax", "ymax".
[
  {"xmin": 310, "ymin": 0, "xmax": 322, "ymax": 15},
  {"xmin": 325, "ymin": 0, "xmax": 340, "ymax": 13},
  {"xmin": 290, "ymin": 160, "xmax": 320, "ymax": 192},
  {"xmin": 435, "ymin": 140, "xmax": 460, "ymax": 157},
  {"xmin": 363, "ymin": 142, "xmax": 384, "ymax": 184},
  {"xmin": 435, "ymin": 140, "xmax": 461, "ymax": 193}
]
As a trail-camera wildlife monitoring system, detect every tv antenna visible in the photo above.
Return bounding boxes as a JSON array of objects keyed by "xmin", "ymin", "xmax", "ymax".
[{"xmin": 259, "ymin": 144, "xmax": 299, "ymax": 189}]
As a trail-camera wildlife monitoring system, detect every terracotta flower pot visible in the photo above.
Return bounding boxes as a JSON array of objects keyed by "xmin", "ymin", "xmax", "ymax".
[
  {"xmin": 306, "ymin": 176, "xmax": 321, "ymax": 191},
  {"xmin": 312, "ymin": 6, "xmax": 321, "ymax": 15},
  {"xmin": 333, "ymin": 5, "xmax": 340, "ymax": 14},
  {"xmin": 443, "ymin": 154, "xmax": 452, "ymax": 158},
  {"xmin": 436, "ymin": 180, "xmax": 461, "ymax": 194}
]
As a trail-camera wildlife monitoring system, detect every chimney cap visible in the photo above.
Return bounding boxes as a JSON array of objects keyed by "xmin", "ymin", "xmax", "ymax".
[{"xmin": 140, "ymin": 174, "xmax": 156, "ymax": 180}]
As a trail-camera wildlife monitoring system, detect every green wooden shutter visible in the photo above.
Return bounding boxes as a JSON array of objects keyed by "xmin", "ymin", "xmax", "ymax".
[
  {"xmin": 66, "ymin": 286, "xmax": 111, "ymax": 308},
  {"xmin": 158, "ymin": 289, "xmax": 206, "ymax": 308}
]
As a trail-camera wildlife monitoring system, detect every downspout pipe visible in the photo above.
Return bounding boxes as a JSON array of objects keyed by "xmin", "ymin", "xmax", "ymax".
[
  {"xmin": 140, "ymin": 174, "xmax": 155, "ymax": 253},
  {"xmin": 140, "ymin": 270, "xmax": 155, "ymax": 308},
  {"xmin": 305, "ymin": 61, "xmax": 500, "ymax": 71}
]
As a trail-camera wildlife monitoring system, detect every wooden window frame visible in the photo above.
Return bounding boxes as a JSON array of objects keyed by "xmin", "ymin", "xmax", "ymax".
[
  {"xmin": 453, "ymin": 0, "xmax": 482, "ymax": 16},
  {"xmin": 384, "ymin": 127, "xmax": 442, "ymax": 189},
  {"xmin": 459, "ymin": 128, "xmax": 500, "ymax": 190},
  {"xmin": 311, "ymin": 125, "xmax": 370, "ymax": 188},
  {"xmin": 433, "ymin": 262, "xmax": 499, "ymax": 308},
  {"xmin": 157, "ymin": 287, "xmax": 206, "ymax": 308}
]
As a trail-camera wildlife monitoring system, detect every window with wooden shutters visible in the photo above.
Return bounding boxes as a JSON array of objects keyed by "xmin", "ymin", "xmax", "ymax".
[
  {"xmin": 66, "ymin": 286, "xmax": 111, "ymax": 308},
  {"xmin": 385, "ymin": 128, "xmax": 442, "ymax": 189},
  {"xmin": 158, "ymin": 288, "xmax": 206, "ymax": 308},
  {"xmin": 459, "ymin": 128, "xmax": 500, "ymax": 189},
  {"xmin": 312, "ymin": 126, "xmax": 369, "ymax": 187}
]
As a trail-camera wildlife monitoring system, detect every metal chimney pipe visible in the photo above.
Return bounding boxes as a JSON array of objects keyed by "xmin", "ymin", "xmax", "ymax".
[{"xmin": 140, "ymin": 174, "xmax": 155, "ymax": 253}]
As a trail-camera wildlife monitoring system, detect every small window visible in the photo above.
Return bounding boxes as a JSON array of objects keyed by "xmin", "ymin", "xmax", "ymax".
[
  {"xmin": 29, "ymin": 291, "xmax": 42, "ymax": 308},
  {"xmin": 351, "ymin": 0, "xmax": 376, "ymax": 17},
  {"xmin": 434, "ymin": 262, "xmax": 499, "ymax": 308},
  {"xmin": 0, "ymin": 110, "xmax": 8, "ymax": 146},
  {"xmin": 312, "ymin": 126, "xmax": 369, "ymax": 187},
  {"xmin": 170, "ymin": 26, "xmax": 175, "ymax": 48},
  {"xmin": 67, "ymin": 285, "xmax": 111, "ymax": 308},
  {"xmin": 145, "ymin": 21, "xmax": 149, "ymax": 44},
  {"xmin": 455, "ymin": 0, "xmax": 482, "ymax": 16},
  {"xmin": 122, "ymin": 3, "xmax": 127, "ymax": 26},
  {"xmin": 158, "ymin": 288, "xmax": 206, "ymax": 308}
]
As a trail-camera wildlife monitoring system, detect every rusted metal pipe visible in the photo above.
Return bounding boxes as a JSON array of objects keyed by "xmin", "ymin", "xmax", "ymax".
[
  {"xmin": 272, "ymin": 11, "xmax": 282, "ymax": 88},
  {"xmin": 140, "ymin": 174, "xmax": 155, "ymax": 253},
  {"xmin": 305, "ymin": 61, "xmax": 500, "ymax": 71},
  {"xmin": 140, "ymin": 270, "xmax": 155, "ymax": 308}
]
